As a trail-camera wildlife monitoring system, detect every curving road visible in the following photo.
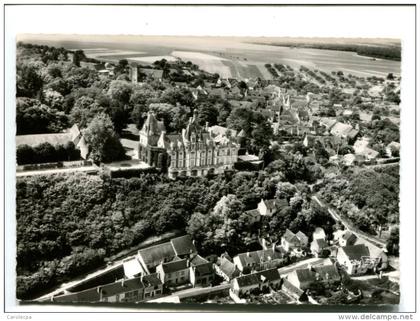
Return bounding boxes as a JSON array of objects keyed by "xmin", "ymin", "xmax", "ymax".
[{"xmin": 311, "ymin": 195, "xmax": 386, "ymax": 248}]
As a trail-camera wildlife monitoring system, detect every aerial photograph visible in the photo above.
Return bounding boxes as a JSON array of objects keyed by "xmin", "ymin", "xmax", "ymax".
[{"xmin": 14, "ymin": 33, "xmax": 400, "ymax": 307}]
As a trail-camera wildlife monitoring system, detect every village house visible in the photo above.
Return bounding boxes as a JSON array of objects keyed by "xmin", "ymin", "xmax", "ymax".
[
  {"xmin": 310, "ymin": 238, "xmax": 329, "ymax": 257},
  {"xmin": 286, "ymin": 268, "xmax": 316, "ymax": 291},
  {"xmin": 214, "ymin": 256, "xmax": 240, "ymax": 282},
  {"xmin": 330, "ymin": 122, "xmax": 359, "ymax": 144},
  {"xmin": 137, "ymin": 235, "xmax": 196, "ymax": 273},
  {"xmin": 281, "ymin": 229, "xmax": 308, "ymax": 252},
  {"xmin": 296, "ymin": 231, "xmax": 309, "ymax": 248},
  {"xmin": 52, "ymin": 287, "xmax": 100, "ymax": 303},
  {"xmin": 354, "ymin": 239, "xmax": 389, "ymax": 271},
  {"xmin": 313, "ymin": 264, "xmax": 341, "ymax": 285},
  {"xmin": 170, "ymin": 235, "xmax": 198, "ymax": 258},
  {"xmin": 189, "ymin": 258, "xmax": 214, "ymax": 287},
  {"xmin": 257, "ymin": 198, "xmax": 288, "ymax": 217},
  {"xmin": 137, "ymin": 242, "xmax": 176, "ymax": 274},
  {"xmin": 53, "ymin": 274, "xmax": 163, "ymax": 303},
  {"xmin": 231, "ymin": 268, "xmax": 282, "ymax": 297},
  {"xmin": 336, "ymin": 244, "xmax": 379, "ymax": 275},
  {"xmin": 286, "ymin": 264, "xmax": 341, "ymax": 291},
  {"xmin": 156, "ymin": 259, "xmax": 191, "ymax": 286},
  {"xmin": 142, "ymin": 274, "xmax": 165, "ymax": 300},
  {"xmin": 156, "ymin": 253, "xmax": 214, "ymax": 288},
  {"xmin": 281, "ymin": 279, "xmax": 308, "ymax": 302},
  {"xmin": 338, "ymin": 231, "xmax": 358, "ymax": 247},
  {"xmin": 233, "ymin": 248, "xmax": 285, "ymax": 273},
  {"xmin": 242, "ymin": 209, "xmax": 262, "ymax": 226}
]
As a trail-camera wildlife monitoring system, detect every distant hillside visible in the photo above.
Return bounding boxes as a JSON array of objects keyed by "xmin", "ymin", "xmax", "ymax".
[{"xmin": 251, "ymin": 41, "xmax": 401, "ymax": 61}]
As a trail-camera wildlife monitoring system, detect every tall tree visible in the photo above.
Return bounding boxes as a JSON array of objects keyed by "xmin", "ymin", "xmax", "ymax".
[
  {"xmin": 82, "ymin": 113, "xmax": 126, "ymax": 163},
  {"xmin": 16, "ymin": 63, "xmax": 43, "ymax": 98}
]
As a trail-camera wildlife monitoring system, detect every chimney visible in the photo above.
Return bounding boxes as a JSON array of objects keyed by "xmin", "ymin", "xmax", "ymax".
[
  {"xmin": 121, "ymin": 279, "xmax": 125, "ymax": 287},
  {"xmin": 272, "ymin": 242, "xmax": 277, "ymax": 252},
  {"xmin": 205, "ymin": 122, "xmax": 209, "ymax": 131},
  {"xmin": 96, "ymin": 286, "xmax": 103, "ymax": 301},
  {"xmin": 246, "ymin": 252, "xmax": 250, "ymax": 257}
]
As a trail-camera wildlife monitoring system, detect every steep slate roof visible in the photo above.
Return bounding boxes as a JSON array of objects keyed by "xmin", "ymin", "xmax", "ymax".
[
  {"xmin": 283, "ymin": 229, "xmax": 300, "ymax": 244},
  {"xmin": 235, "ymin": 273, "xmax": 260, "ymax": 287},
  {"xmin": 295, "ymin": 231, "xmax": 308, "ymax": 243},
  {"xmin": 101, "ymin": 277, "xmax": 144, "ymax": 297},
  {"xmin": 257, "ymin": 248, "xmax": 284, "ymax": 261},
  {"xmin": 235, "ymin": 251, "xmax": 260, "ymax": 267},
  {"xmin": 138, "ymin": 242, "xmax": 176, "ymax": 268},
  {"xmin": 294, "ymin": 268, "xmax": 316, "ymax": 284},
  {"xmin": 319, "ymin": 117, "xmax": 337, "ymax": 130},
  {"xmin": 170, "ymin": 235, "xmax": 197, "ymax": 257},
  {"xmin": 142, "ymin": 273, "xmax": 163, "ymax": 287},
  {"xmin": 313, "ymin": 265, "xmax": 341, "ymax": 282},
  {"xmin": 53, "ymin": 288, "xmax": 100, "ymax": 303},
  {"xmin": 330, "ymin": 122, "xmax": 359, "ymax": 139},
  {"xmin": 282, "ymin": 279, "xmax": 305, "ymax": 298},
  {"xmin": 216, "ymin": 257, "xmax": 240, "ymax": 279},
  {"xmin": 194, "ymin": 262, "xmax": 213, "ymax": 276},
  {"xmin": 160, "ymin": 259, "xmax": 189, "ymax": 273},
  {"xmin": 341, "ymin": 231, "xmax": 357, "ymax": 245},
  {"xmin": 340, "ymin": 244, "xmax": 370, "ymax": 261},
  {"xmin": 190, "ymin": 254, "xmax": 210, "ymax": 267},
  {"xmin": 235, "ymin": 268, "xmax": 280, "ymax": 288},
  {"xmin": 258, "ymin": 268, "xmax": 282, "ymax": 282},
  {"xmin": 235, "ymin": 248, "xmax": 284, "ymax": 268},
  {"xmin": 312, "ymin": 238, "xmax": 328, "ymax": 250}
]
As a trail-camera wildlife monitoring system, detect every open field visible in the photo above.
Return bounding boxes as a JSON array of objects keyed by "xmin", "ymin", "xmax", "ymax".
[
  {"xmin": 84, "ymin": 50, "xmax": 145, "ymax": 59},
  {"xmin": 20, "ymin": 35, "xmax": 401, "ymax": 79},
  {"xmin": 127, "ymin": 55, "xmax": 178, "ymax": 63}
]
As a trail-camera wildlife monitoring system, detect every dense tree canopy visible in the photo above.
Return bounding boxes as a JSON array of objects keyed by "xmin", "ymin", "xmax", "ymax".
[{"xmin": 82, "ymin": 113, "xmax": 126, "ymax": 163}]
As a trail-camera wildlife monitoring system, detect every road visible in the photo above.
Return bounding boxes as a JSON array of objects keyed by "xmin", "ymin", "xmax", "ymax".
[
  {"xmin": 364, "ymin": 161, "xmax": 399, "ymax": 170},
  {"xmin": 277, "ymin": 257, "xmax": 328, "ymax": 276},
  {"xmin": 311, "ymin": 195, "xmax": 386, "ymax": 248},
  {"xmin": 16, "ymin": 166, "xmax": 98, "ymax": 177}
]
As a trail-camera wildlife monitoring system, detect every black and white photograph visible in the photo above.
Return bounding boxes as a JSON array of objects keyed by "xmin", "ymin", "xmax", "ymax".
[{"xmin": 2, "ymin": 2, "xmax": 418, "ymax": 319}]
